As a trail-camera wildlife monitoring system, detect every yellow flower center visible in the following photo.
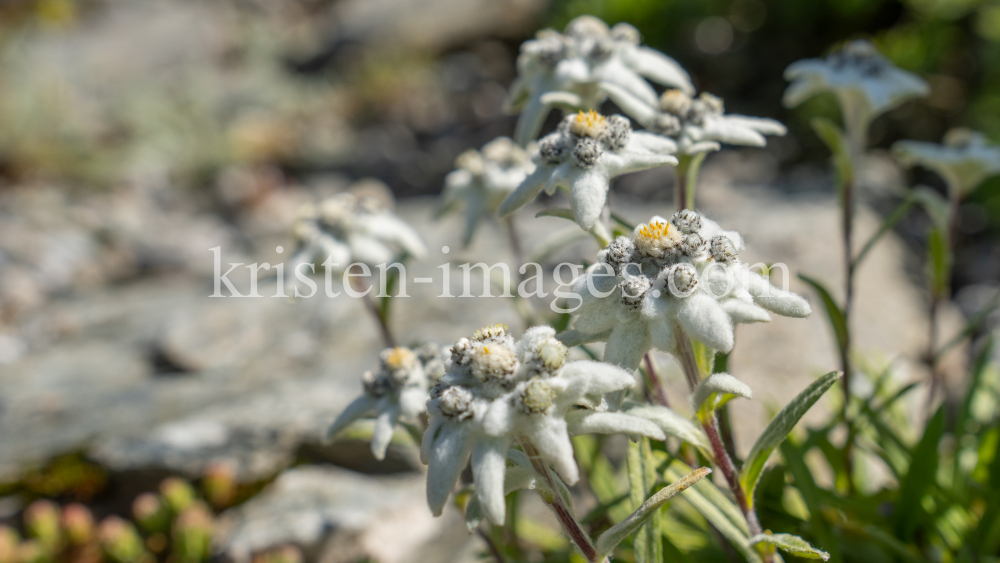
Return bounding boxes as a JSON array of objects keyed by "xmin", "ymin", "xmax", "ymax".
[
  {"xmin": 634, "ymin": 219, "xmax": 682, "ymax": 259},
  {"xmin": 637, "ymin": 220, "xmax": 671, "ymax": 241},
  {"xmin": 570, "ymin": 110, "xmax": 609, "ymax": 138},
  {"xmin": 382, "ymin": 347, "xmax": 415, "ymax": 371}
]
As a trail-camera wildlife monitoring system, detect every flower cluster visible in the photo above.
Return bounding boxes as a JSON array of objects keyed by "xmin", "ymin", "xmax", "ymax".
[
  {"xmin": 894, "ymin": 128, "xmax": 1000, "ymax": 199},
  {"xmin": 440, "ymin": 137, "xmax": 535, "ymax": 246},
  {"xmin": 784, "ymin": 40, "xmax": 928, "ymax": 138},
  {"xmin": 422, "ymin": 324, "xmax": 665, "ymax": 525},
  {"xmin": 498, "ymin": 110, "xmax": 677, "ymax": 237},
  {"xmin": 505, "ymin": 15, "xmax": 693, "ymax": 146},
  {"xmin": 326, "ymin": 343, "xmax": 445, "ymax": 460},
  {"xmin": 607, "ymin": 86, "xmax": 787, "ymax": 155},
  {"xmin": 287, "ymin": 189, "xmax": 427, "ymax": 280},
  {"xmin": 561, "ymin": 210, "xmax": 812, "ymax": 371}
]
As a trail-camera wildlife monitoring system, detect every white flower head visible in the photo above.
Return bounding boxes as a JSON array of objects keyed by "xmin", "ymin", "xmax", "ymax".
[
  {"xmin": 439, "ymin": 137, "xmax": 535, "ymax": 246},
  {"xmin": 498, "ymin": 111, "xmax": 677, "ymax": 238},
  {"xmin": 561, "ymin": 210, "xmax": 813, "ymax": 371},
  {"xmin": 326, "ymin": 343, "xmax": 446, "ymax": 460},
  {"xmin": 422, "ymin": 324, "xmax": 665, "ymax": 525},
  {"xmin": 605, "ymin": 86, "xmax": 787, "ymax": 155},
  {"xmin": 783, "ymin": 40, "xmax": 929, "ymax": 138},
  {"xmin": 505, "ymin": 16, "xmax": 693, "ymax": 146},
  {"xmin": 893, "ymin": 128, "xmax": 1000, "ymax": 198},
  {"xmin": 286, "ymin": 186, "xmax": 426, "ymax": 290}
]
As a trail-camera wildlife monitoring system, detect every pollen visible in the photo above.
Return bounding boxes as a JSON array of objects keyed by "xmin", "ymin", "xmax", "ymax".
[
  {"xmin": 634, "ymin": 219, "xmax": 683, "ymax": 260},
  {"xmin": 569, "ymin": 110, "xmax": 609, "ymax": 138},
  {"xmin": 637, "ymin": 220, "xmax": 671, "ymax": 241}
]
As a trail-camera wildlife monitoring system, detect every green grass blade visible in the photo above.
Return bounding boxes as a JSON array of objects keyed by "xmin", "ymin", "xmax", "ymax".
[
  {"xmin": 741, "ymin": 371, "xmax": 842, "ymax": 508},
  {"xmin": 749, "ymin": 533, "xmax": 830, "ymax": 561},
  {"xmin": 853, "ymin": 196, "xmax": 916, "ymax": 269},
  {"xmin": 895, "ymin": 406, "xmax": 946, "ymax": 540},
  {"xmin": 798, "ymin": 275, "xmax": 848, "ymax": 355}
]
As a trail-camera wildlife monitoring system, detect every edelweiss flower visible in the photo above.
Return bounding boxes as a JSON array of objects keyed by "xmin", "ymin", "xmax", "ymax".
[
  {"xmin": 605, "ymin": 87, "xmax": 787, "ymax": 155},
  {"xmin": 326, "ymin": 343, "xmax": 446, "ymax": 460},
  {"xmin": 498, "ymin": 111, "xmax": 677, "ymax": 238},
  {"xmin": 506, "ymin": 16, "xmax": 693, "ymax": 146},
  {"xmin": 560, "ymin": 210, "xmax": 812, "ymax": 371},
  {"xmin": 439, "ymin": 137, "xmax": 535, "ymax": 246},
  {"xmin": 287, "ymin": 190, "xmax": 426, "ymax": 287},
  {"xmin": 783, "ymin": 40, "xmax": 928, "ymax": 139},
  {"xmin": 893, "ymin": 128, "xmax": 1000, "ymax": 198},
  {"xmin": 422, "ymin": 325, "xmax": 665, "ymax": 525}
]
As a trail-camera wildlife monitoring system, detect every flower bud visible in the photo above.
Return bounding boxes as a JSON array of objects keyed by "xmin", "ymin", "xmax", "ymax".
[
  {"xmin": 202, "ymin": 462, "xmax": 237, "ymax": 510},
  {"xmin": 172, "ymin": 503, "xmax": 214, "ymax": 563},
  {"xmin": 0, "ymin": 526, "xmax": 19, "ymax": 563},
  {"xmin": 60, "ymin": 504, "xmax": 94, "ymax": 546},
  {"xmin": 159, "ymin": 478, "xmax": 196, "ymax": 514},
  {"xmin": 516, "ymin": 379, "xmax": 555, "ymax": 414},
  {"xmin": 24, "ymin": 501, "xmax": 60, "ymax": 552},
  {"xmin": 132, "ymin": 494, "xmax": 170, "ymax": 534},
  {"xmin": 438, "ymin": 386, "xmax": 475, "ymax": 420},
  {"xmin": 98, "ymin": 517, "xmax": 147, "ymax": 563},
  {"xmin": 572, "ymin": 138, "xmax": 602, "ymax": 168}
]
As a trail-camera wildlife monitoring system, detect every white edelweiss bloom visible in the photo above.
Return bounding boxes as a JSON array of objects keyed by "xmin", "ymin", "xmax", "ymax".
[
  {"xmin": 559, "ymin": 210, "xmax": 812, "ymax": 372},
  {"xmin": 498, "ymin": 111, "xmax": 677, "ymax": 238},
  {"xmin": 286, "ymin": 188, "xmax": 426, "ymax": 290},
  {"xmin": 783, "ymin": 40, "xmax": 928, "ymax": 140},
  {"xmin": 603, "ymin": 86, "xmax": 787, "ymax": 155},
  {"xmin": 893, "ymin": 128, "xmax": 1000, "ymax": 199},
  {"xmin": 422, "ymin": 324, "xmax": 664, "ymax": 525},
  {"xmin": 439, "ymin": 137, "xmax": 535, "ymax": 246},
  {"xmin": 326, "ymin": 344, "xmax": 445, "ymax": 460},
  {"xmin": 505, "ymin": 16, "xmax": 693, "ymax": 146}
]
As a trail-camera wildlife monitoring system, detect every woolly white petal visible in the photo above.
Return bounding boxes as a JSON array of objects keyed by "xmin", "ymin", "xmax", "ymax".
[
  {"xmin": 370, "ymin": 402, "xmax": 401, "ymax": 461},
  {"xmin": 427, "ymin": 424, "xmax": 473, "ymax": 516},
  {"xmin": 676, "ymin": 293, "xmax": 734, "ymax": 353},
  {"xmin": 557, "ymin": 327, "xmax": 613, "ymax": 347},
  {"xmin": 420, "ymin": 415, "xmax": 444, "ymax": 465},
  {"xmin": 692, "ymin": 372, "xmax": 753, "ymax": 412},
  {"xmin": 573, "ymin": 300, "xmax": 621, "ymax": 334},
  {"xmin": 623, "ymin": 46, "xmax": 694, "ymax": 93},
  {"xmin": 398, "ymin": 386, "xmax": 429, "ymax": 419},
  {"xmin": 593, "ymin": 58, "xmax": 658, "ymax": 105},
  {"xmin": 568, "ymin": 169, "xmax": 611, "ymax": 232},
  {"xmin": 348, "ymin": 234, "xmax": 395, "ymax": 265},
  {"xmin": 362, "ymin": 214, "xmax": 428, "ymax": 258},
  {"xmin": 326, "ymin": 395, "xmax": 377, "ymax": 441},
  {"xmin": 604, "ymin": 319, "xmax": 650, "ymax": 372},
  {"xmin": 629, "ymin": 131, "xmax": 679, "ymax": 155},
  {"xmin": 565, "ymin": 410, "xmax": 666, "ymax": 441},
  {"xmin": 523, "ymin": 416, "xmax": 579, "ymax": 485},
  {"xmin": 647, "ymin": 316, "xmax": 677, "ymax": 354},
  {"xmin": 472, "ymin": 437, "xmax": 511, "ymax": 525},
  {"xmin": 499, "ymin": 165, "xmax": 551, "ymax": 217},
  {"xmin": 483, "ymin": 396, "xmax": 515, "ymax": 438},
  {"xmin": 599, "ymin": 81, "xmax": 659, "ymax": 126},
  {"xmin": 720, "ymin": 299, "xmax": 772, "ymax": 324},
  {"xmin": 514, "ymin": 95, "xmax": 551, "ymax": 148},
  {"xmin": 559, "ymin": 360, "xmax": 638, "ymax": 398},
  {"xmin": 317, "ymin": 235, "xmax": 352, "ymax": 267},
  {"xmin": 745, "ymin": 271, "xmax": 812, "ymax": 318}
]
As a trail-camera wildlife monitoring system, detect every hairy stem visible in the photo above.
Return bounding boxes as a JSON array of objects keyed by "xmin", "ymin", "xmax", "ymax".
[
  {"xmin": 477, "ymin": 528, "xmax": 506, "ymax": 563},
  {"xmin": 644, "ymin": 353, "xmax": 671, "ymax": 408},
  {"xmin": 349, "ymin": 275, "xmax": 396, "ymax": 348},
  {"xmin": 519, "ymin": 441, "xmax": 606, "ymax": 563},
  {"xmin": 676, "ymin": 330, "xmax": 770, "ymax": 562},
  {"xmin": 675, "ymin": 154, "xmax": 690, "ymax": 211},
  {"xmin": 505, "ymin": 215, "xmax": 524, "ymax": 284}
]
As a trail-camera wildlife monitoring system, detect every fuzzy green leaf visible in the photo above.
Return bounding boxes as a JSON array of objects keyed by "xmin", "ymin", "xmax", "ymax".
[
  {"xmin": 750, "ymin": 533, "xmax": 830, "ymax": 561},
  {"xmin": 622, "ymin": 402, "xmax": 711, "ymax": 450},
  {"xmin": 596, "ymin": 467, "xmax": 712, "ymax": 559},
  {"xmin": 693, "ymin": 373, "xmax": 753, "ymax": 422},
  {"xmin": 535, "ymin": 207, "xmax": 576, "ymax": 221},
  {"xmin": 741, "ymin": 371, "xmax": 842, "ymax": 508}
]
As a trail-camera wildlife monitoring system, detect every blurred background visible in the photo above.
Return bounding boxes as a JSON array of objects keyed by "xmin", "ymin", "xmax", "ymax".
[{"xmin": 0, "ymin": 0, "xmax": 998, "ymax": 562}]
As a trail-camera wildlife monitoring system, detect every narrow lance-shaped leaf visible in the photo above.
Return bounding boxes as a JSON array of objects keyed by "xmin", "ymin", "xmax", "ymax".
[
  {"xmin": 811, "ymin": 118, "xmax": 853, "ymax": 196},
  {"xmin": 626, "ymin": 440, "xmax": 651, "ymax": 563},
  {"xmin": 797, "ymin": 275, "xmax": 847, "ymax": 356},
  {"xmin": 740, "ymin": 371, "xmax": 842, "ymax": 508},
  {"xmin": 750, "ymin": 533, "xmax": 830, "ymax": 561},
  {"xmin": 535, "ymin": 207, "xmax": 577, "ymax": 221},
  {"xmin": 596, "ymin": 467, "xmax": 712, "ymax": 559},
  {"xmin": 622, "ymin": 402, "xmax": 711, "ymax": 451},
  {"xmin": 895, "ymin": 406, "xmax": 946, "ymax": 540},
  {"xmin": 663, "ymin": 462, "xmax": 759, "ymax": 563},
  {"xmin": 927, "ymin": 227, "xmax": 951, "ymax": 298},
  {"xmin": 853, "ymin": 195, "xmax": 916, "ymax": 269},
  {"xmin": 465, "ymin": 465, "xmax": 540, "ymax": 533}
]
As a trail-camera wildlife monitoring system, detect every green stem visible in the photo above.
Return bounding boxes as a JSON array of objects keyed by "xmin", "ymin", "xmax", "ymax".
[{"xmin": 350, "ymin": 275, "xmax": 396, "ymax": 348}]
